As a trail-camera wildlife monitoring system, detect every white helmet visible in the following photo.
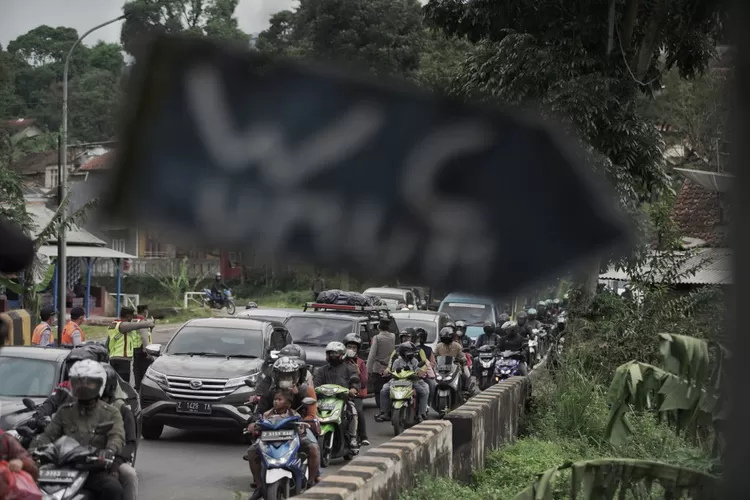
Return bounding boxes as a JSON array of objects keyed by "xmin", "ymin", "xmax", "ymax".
[{"xmin": 68, "ymin": 359, "xmax": 107, "ymax": 400}]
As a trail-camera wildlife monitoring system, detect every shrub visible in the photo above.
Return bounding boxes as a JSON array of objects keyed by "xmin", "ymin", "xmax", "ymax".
[{"xmin": 401, "ymin": 475, "xmax": 474, "ymax": 500}]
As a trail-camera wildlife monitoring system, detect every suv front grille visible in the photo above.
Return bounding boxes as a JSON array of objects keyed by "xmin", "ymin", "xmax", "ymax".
[{"xmin": 165, "ymin": 375, "xmax": 233, "ymax": 402}]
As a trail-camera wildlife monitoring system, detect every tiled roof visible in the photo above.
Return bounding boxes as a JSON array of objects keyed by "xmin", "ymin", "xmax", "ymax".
[
  {"xmin": 672, "ymin": 179, "xmax": 729, "ymax": 247},
  {"xmin": 79, "ymin": 150, "xmax": 115, "ymax": 171}
]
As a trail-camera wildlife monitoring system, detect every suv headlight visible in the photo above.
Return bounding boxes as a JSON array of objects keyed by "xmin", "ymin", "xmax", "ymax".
[
  {"xmin": 225, "ymin": 372, "xmax": 259, "ymax": 389},
  {"xmin": 145, "ymin": 367, "xmax": 169, "ymax": 390}
]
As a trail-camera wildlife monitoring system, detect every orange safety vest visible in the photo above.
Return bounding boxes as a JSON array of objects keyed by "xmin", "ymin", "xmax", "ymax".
[
  {"xmin": 61, "ymin": 321, "xmax": 84, "ymax": 347},
  {"xmin": 32, "ymin": 322, "xmax": 50, "ymax": 345}
]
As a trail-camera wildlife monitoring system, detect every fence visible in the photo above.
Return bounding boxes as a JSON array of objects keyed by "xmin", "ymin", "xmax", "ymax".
[{"xmin": 91, "ymin": 258, "xmax": 221, "ymax": 278}]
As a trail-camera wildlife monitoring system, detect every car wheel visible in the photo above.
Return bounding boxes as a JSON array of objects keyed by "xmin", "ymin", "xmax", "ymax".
[{"xmin": 141, "ymin": 420, "xmax": 163, "ymax": 440}]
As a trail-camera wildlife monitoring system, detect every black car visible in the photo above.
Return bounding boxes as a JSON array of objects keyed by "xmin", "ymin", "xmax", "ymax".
[
  {"xmin": 389, "ymin": 310, "xmax": 452, "ymax": 351},
  {"xmin": 139, "ymin": 317, "xmax": 292, "ymax": 439},
  {"xmin": 283, "ymin": 305, "xmax": 400, "ymax": 368},
  {"xmin": 0, "ymin": 347, "xmax": 70, "ymax": 431}
]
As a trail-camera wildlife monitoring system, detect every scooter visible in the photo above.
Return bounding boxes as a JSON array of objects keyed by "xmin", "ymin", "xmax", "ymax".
[
  {"xmin": 433, "ymin": 356, "xmax": 464, "ymax": 418},
  {"xmin": 202, "ymin": 288, "xmax": 236, "ymax": 315},
  {"xmin": 315, "ymin": 384, "xmax": 357, "ymax": 467},
  {"xmin": 475, "ymin": 345, "xmax": 498, "ymax": 391},
  {"xmin": 495, "ymin": 350, "xmax": 523, "ymax": 382},
  {"xmin": 32, "ymin": 423, "xmax": 115, "ymax": 500},
  {"xmin": 388, "ymin": 369, "xmax": 418, "ymax": 436}
]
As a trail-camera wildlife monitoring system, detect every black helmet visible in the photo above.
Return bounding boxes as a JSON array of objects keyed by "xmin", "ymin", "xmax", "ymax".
[
  {"xmin": 63, "ymin": 344, "xmax": 107, "ymax": 380},
  {"xmin": 100, "ymin": 362, "xmax": 119, "ymax": 402},
  {"xmin": 516, "ymin": 311, "xmax": 528, "ymax": 325},
  {"xmin": 280, "ymin": 344, "xmax": 307, "ymax": 364},
  {"xmin": 415, "ymin": 328, "xmax": 428, "ymax": 344},
  {"xmin": 439, "ymin": 327, "xmax": 454, "ymax": 344},
  {"xmin": 343, "ymin": 333, "xmax": 362, "ymax": 357},
  {"xmin": 482, "ymin": 321, "xmax": 494, "ymax": 335},
  {"xmin": 398, "ymin": 341, "xmax": 416, "ymax": 361}
]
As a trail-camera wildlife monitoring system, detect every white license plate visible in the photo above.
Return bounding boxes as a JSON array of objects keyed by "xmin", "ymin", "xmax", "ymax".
[
  {"xmin": 318, "ymin": 402, "xmax": 338, "ymax": 411},
  {"xmin": 176, "ymin": 401, "xmax": 212, "ymax": 414},
  {"xmin": 39, "ymin": 469, "xmax": 77, "ymax": 483},
  {"xmin": 261, "ymin": 430, "xmax": 295, "ymax": 441}
]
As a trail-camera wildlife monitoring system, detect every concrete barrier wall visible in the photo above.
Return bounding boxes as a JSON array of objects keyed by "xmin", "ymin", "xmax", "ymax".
[
  {"xmin": 296, "ymin": 421, "xmax": 452, "ymax": 500},
  {"xmin": 0, "ymin": 309, "xmax": 32, "ymax": 346}
]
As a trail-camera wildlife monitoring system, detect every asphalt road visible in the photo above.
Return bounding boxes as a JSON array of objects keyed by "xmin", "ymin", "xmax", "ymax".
[{"xmin": 135, "ymin": 323, "xmax": 397, "ymax": 500}]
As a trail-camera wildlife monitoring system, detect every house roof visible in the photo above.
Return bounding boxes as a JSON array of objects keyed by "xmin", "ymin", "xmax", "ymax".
[
  {"xmin": 2, "ymin": 118, "xmax": 37, "ymax": 130},
  {"xmin": 672, "ymin": 179, "xmax": 729, "ymax": 247},
  {"xmin": 11, "ymin": 151, "xmax": 60, "ymax": 174},
  {"xmin": 674, "ymin": 168, "xmax": 733, "ymax": 193},
  {"xmin": 38, "ymin": 244, "xmax": 136, "ymax": 260},
  {"xmin": 79, "ymin": 150, "xmax": 115, "ymax": 171},
  {"xmin": 599, "ymin": 248, "xmax": 732, "ymax": 285},
  {"xmin": 26, "ymin": 203, "xmax": 106, "ymax": 246}
]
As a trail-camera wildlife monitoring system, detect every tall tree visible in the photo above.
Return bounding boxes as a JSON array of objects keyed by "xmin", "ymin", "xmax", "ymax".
[
  {"xmin": 120, "ymin": 0, "xmax": 250, "ymax": 57},
  {"xmin": 88, "ymin": 41, "xmax": 126, "ymax": 75}
]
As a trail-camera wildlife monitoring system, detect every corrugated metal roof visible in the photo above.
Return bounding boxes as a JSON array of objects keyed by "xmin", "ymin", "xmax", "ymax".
[
  {"xmin": 38, "ymin": 245, "xmax": 136, "ymax": 260},
  {"xmin": 599, "ymin": 248, "xmax": 732, "ymax": 285},
  {"xmin": 26, "ymin": 203, "xmax": 106, "ymax": 246}
]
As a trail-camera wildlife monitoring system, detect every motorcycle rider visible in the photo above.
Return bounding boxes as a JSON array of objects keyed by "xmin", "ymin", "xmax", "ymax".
[
  {"xmin": 31, "ymin": 359, "xmax": 126, "ymax": 500},
  {"xmin": 313, "ymin": 342, "xmax": 360, "ymax": 452},
  {"xmin": 386, "ymin": 328, "xmax": 419, "ymax": 370},
  {"xmin": 495, "ymin": 314, "xmax": 511, "ymax": 338},
  {"xmin": 343, "ymin": 333, "xmax": 370, "ymax": 446},
  {"xmin": 536, "ymin": 301, "xmax": 549, "ymax": 323},
  {"xmin": 496, "ymin": 323, "xmax": 530, "ymax": 376},
  {"xmin": 527, "ymin": 308, "xmax": 542, "ymax": 332},
  {"xmin": 415, "ymin": 328, "xmax": 437, "ymax": 406},
  {"xmin": 378, "ymin": 342, "xmax": 429, "ymax": 423},
  {"xmin": 435, "ymin": 327, "xmax": 470, "ymax": 392},
  {"xmin": 250, "ymin": 357, "xmax": 321, "ymax": 493},
  {"xmin": 211, "ymin": 272, "xmax": 228, "ymax": 307},
  {"xmin": 367, "ymin": 316, "xmax": 396, "ymax": 411},
  {"xmin": 101, "ymin": 363, "xmax": 138, "ymax": 500},
  {"xmin": 455, "ymin": 321, "xmax": 473, "ymax": 350},
  {"xmin": 475, "ymin": 321, "xmax": 501, "ymax": 350}
]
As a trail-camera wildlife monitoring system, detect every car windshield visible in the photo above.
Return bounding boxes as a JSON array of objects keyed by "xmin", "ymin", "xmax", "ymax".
[
  {"xmin": 284, "ymin": 317, "xmax": 353, "ymax": 346},
  {"xmin": 392, "ymin": 319, "xmax": 437, "ymax": 342},
  {"xmin": 0, "ymin": 357, "xmax": 57, "ymax": 397},
  {"xmin": 440, "ymin": 302, "xmax": 491, "ymax": 325},
  {"xmin": 166, "ymin": 326, "xmax": 264, "ymax": 358}
]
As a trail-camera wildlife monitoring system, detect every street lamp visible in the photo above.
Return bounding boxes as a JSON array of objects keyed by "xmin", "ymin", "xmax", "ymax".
[{"xmin": 57, "ymin": 14, "xmax": 126, "ymax": 338}]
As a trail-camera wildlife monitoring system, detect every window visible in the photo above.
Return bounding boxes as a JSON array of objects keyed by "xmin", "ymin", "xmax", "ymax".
[
  {"xmin": 45, "ymin": 166, "xmax": 59, "ymax": 189},
  {"xmin": 111, "ymin": 239, "xmax": 126, "ymax": 253},
  {"xmin": 166, "ymin": 326, "xmax": 264, "ymax": 358},
  {"xmin": 0, "ymin": 357, "xmax": 57, "ymax": 397},
  {"xmin": 284, "ymin": 317, "xmax": 354, "ymax": 346}
]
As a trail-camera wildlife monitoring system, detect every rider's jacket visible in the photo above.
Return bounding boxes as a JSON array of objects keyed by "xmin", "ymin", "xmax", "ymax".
[
  {"xmin": 314, "ymin": 362, "xmax": 361, "ymax": 391},
  {"xmin": 31, "ymin": 400, "xmax": 125, "ymax": 455}
]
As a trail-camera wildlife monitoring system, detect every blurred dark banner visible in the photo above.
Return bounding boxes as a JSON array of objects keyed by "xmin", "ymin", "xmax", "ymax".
[{"xmin": 105, "ymin": 35, "xmax": 630, "ymax": 298}]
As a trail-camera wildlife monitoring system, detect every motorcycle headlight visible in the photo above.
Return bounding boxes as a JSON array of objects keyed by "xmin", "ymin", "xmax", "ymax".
[
  {"xmin": 225, "ymin": 372, "xmax": 258, "ymax": 389},
  {"xmin": 260, "ymin": 440, "xmax": 297, "ymax": 466},
  {"xmin": 145, "ymin": 367, "xmax": 169, "ymax": 390}
]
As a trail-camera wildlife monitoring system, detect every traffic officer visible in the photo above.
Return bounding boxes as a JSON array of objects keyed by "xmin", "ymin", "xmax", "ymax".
[
  {"xmin": 106, "ymin": 307, "xmax": 154, "ymax": 383},
  {"xmin": 61, "ymin": 307, "xmax": 86, "ymax": 348},
  {"xmin": 132, "ymin": 304, "xmax": 154, "ymax": 391},
  {"xmin": 31, "ymin": 305, "xmax": 56, "ymax": 346}
]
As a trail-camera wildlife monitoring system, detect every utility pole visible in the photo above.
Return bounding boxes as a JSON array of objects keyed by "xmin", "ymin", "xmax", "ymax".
[{"xmin": 57, "ymin": 15, "xmax": 125, "ymax": 335}]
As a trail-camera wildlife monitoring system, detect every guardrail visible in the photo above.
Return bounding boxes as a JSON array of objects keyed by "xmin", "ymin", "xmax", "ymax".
[
  {"xmin": 183, "ymin": 291, "xmax": 205, "ymax": 309},
  {"xmin": 109, "ymin": 293, "xmax": 140, "ymax": 310}
]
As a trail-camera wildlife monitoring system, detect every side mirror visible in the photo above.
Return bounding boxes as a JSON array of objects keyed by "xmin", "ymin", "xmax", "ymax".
[
  {"xmin": 244, "ymin": 378, "xmax": 256, "ymax": 388},
  {"xmin": 22, "ymin": 398, "xmax": 36, "ymax": 411},
  {"xmin": 145, "ymin": 344, "xmax": 163, "ymax": 357},
  {"xmin": 94, "ymin": 422, "xmax": 114, "ymax": 435},
  {"xmin": 237, "ymin": 406, "xmax": 251, "ymax": 415},
  {"xmin": 301, "ymin": 397, "xmax": 316, "ymax": 406}
]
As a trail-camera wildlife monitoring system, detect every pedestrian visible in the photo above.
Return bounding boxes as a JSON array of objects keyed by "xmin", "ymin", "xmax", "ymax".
[
  {"xmin": 366, "ymin": 316, "xmax": 396, "ymax": 411},
  {"xmin": 31, "ymin": 305, "xmax": 56, "ymax": 347},
  {"xmin": 61, "ymin": 307, "xmax": 86, "ymax": 348},
  {"xmin": 311, "ymin": 273, "xmax": 325, "ymax": 301},
  {"xmin": 132, "ymin": 305, "xmax": 154, "ymax": 391},
  {"xmin": 106, "ymin": 307, "xmax": 155, "ymax": 383}
]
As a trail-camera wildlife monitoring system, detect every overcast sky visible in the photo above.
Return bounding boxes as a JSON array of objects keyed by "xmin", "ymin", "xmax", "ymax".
[{"xmin": 1, "ymin": 0, "xmax": 296, "ymax": 48}]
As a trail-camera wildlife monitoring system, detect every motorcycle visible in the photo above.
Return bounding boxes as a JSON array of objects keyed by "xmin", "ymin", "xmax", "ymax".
[
  {"xmin": 495, "ymin": 350, "xmax": 524, "ymax": 382},
  {"xmin": 388, "ymin": 369, "xmax": 418, "ymax": 436},
  {"xmin": 32, "ymin": 422, "xmax": 115, "ymax": 500},
  {"xmin": 202, "ymin": 288, "xmax": 236, "ymax": 315},
  {"xmin": 528, "ymin": 331, "xmax": 540, "ymax": 368},
  {"xmin": 475, "ymin": 345, "xmax": 498, "ymax": 391},
  {"xmin": 315, "ymin": 384, "xmax": 357, "ymax": 467},
  {"xmin": 433, "ymin": 356, "xmax": 464, "ymax": 418}
]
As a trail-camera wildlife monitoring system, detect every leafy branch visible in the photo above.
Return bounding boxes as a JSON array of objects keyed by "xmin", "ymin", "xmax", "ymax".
[
  {"xmin": 149, "ymin": 257, "xmax": 207, "ymax": 303},
  {"xmin": 513, "ymin": 458, "xmax": 721, "ymax": 500}
]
